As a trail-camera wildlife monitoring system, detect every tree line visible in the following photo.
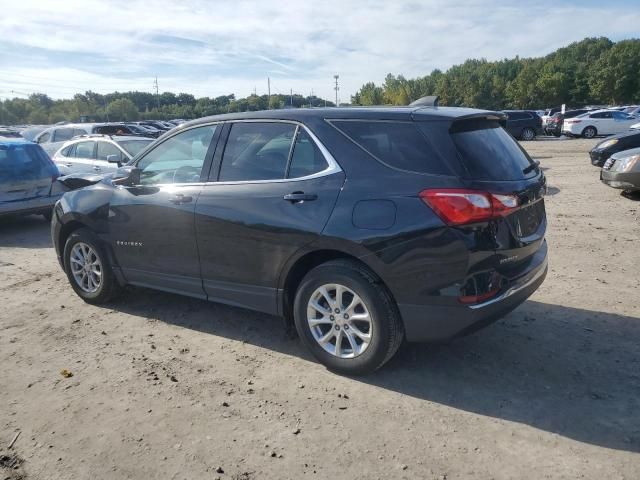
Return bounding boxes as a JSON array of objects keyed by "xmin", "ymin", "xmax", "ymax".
[
  {"xmin": 0, "ymin": 90, "xmax": 334, "ymax": 125},
  {"xmin": 352, "ymin": 37, "xmax": 640, "ymax": 109},
  {"xmin": 1, "ymin": 36, "xmax": 639, "ymax": 125}
]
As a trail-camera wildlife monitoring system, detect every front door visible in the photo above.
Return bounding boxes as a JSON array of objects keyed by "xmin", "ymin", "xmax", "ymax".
[
  {"xmin": 195, "ymin": 121, "xmax": 345, "ymax": 314},
  {"xmin": 108, "ymin": 124, "xmax": 220, "ymax": 298}
]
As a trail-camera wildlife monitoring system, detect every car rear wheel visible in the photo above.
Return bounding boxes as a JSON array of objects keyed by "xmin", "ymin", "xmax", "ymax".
[
  {"xmin": 582, "ymin": 126, "xmax": 597, "ymax": 138},
  {"xmin": 63, "ymin": 228, "xmax": 119, "ymax": 304},
  {"xmin": 293, "ymin": 260, "xmax": 404, "ymax": 375},
  {"xmin": 521, "ymin": 127, "xmax": 536, "ymax": 141}
]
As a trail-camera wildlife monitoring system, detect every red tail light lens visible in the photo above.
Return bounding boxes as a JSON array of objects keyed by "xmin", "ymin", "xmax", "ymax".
[{"xmin": 419, "ymin": 189, "xmax": 519, "ymax": 225}]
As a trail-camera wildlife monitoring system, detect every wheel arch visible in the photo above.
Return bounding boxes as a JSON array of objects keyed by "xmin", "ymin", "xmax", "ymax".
[{"xmin": 279, "ymin": 248, "xmax": 400, "ymax": 328}]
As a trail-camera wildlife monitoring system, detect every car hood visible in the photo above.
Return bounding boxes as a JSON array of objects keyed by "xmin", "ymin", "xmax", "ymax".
[
  {"xmin": 611, "ymin": 146, "xmax": 640, "ymax": 160},
  {"xmin": 594, "ymin": 130, "xmax": 640, "ymax": 149}
]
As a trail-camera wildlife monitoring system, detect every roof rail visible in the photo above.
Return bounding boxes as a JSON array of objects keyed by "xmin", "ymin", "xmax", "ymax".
[
  {"xmin": 71, "ymin": 134, "xmax": 113, "ymax": 140},
  {"xmin": 409, "ymin": 95, "xmax": 439, "ymax": 107}
]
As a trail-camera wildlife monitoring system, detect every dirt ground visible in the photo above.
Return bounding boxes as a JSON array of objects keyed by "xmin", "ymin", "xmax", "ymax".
[{"xmin": 1, "ymin": 138, "xmax": 639, "ymax": 480}]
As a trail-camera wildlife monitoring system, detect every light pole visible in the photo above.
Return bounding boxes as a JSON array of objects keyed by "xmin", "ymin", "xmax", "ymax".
[{"xmin": 333, "ymin": 75, "xmax": 339, "ymax": 107}]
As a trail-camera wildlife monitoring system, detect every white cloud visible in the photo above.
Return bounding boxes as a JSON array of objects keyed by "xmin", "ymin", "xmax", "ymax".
[{"xmin": 0, "ymin": 0, "xmax": 638, "ymax": 101}]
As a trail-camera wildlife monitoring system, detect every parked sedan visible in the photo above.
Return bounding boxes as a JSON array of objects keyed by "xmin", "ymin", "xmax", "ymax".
[
  {"xmin": 589, "ymin": 129, "xmax": 640, "ymax": 166},
  {"xmin": 52, "ymin": 105, "xmax": 548, "ymax": 374},
  {"xmin": 601, "ymin": 147, "xmax": 640, "ymax": 192},
  {"xmin": 52, "ymin": 135, "xmax": 154, "ymax": 174},
  {"xmin": 1, "ymin": 138, "xmax": 61, "ymax": 220},
  {"xmin": 502, "ymin": 110, "xmax": 542, "ymax": 140},
  {"xmin": 562, "ymin": 110, "xmax": 638, "ymax": 138},
  {"xmin": 544, "ymin": 109, "xmax": 589, "ymax": 137}
]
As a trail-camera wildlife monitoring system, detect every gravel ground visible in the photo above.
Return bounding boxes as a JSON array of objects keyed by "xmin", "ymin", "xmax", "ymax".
[{"xmin": 1, "ymin": 138, "xmax": 639, "ymax": 480}]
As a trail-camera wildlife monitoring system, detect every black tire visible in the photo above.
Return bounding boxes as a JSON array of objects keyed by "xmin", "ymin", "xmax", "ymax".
[
  {"xmin": 63, "ymin": 228, "xmax": 119, "ymax": 304},
  {"xmin": 293, "ymin": 259, "xmax": 404, "ymax": 375},
  {"xmin": 582, "ymin": 126, "xmax": 597, "ymax": 138},
  {"xmin": 521, "ymin": 127, "xmax": 536, "ymax": 141}
]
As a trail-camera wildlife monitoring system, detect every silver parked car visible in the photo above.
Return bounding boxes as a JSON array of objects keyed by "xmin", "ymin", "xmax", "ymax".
[{"xmin": 52, "ymin": 135, "xmax": 154, "ymax": 175}]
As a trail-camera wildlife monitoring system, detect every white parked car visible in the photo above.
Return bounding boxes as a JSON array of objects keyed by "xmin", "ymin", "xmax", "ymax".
[
  {"xmin": 52, "ymin": 135, "xmax": 154, "ymax": 175},
  {"xmin": 562, "ymin": 110, "xmax": 638, "ymax": 138}
]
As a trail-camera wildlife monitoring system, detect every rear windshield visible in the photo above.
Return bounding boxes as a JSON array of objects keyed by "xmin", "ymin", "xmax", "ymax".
[
  {"xmin": 330, "ymin": 120, "xmax": 453, "ymax": 175},
  {"xmin": 450, "ymin": 119, "xmax": 536, "ymax": 180},
  {"xmin": 0, "ymin": 144, "xmax": 57, "ymax": 181}
]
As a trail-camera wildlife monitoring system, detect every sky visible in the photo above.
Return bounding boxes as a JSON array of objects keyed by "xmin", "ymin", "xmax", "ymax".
[{"xmin": 0, "ymin": 0, "xmax": 639, "ymax": 102}]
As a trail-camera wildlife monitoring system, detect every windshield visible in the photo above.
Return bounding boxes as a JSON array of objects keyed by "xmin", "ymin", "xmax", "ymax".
[{"xmin": 117, "ymin": 139, "xmax": 153, "ymax": 157}]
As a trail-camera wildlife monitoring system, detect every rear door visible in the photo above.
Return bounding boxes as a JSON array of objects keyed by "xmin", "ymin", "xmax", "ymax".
[
  {"xmin": 67, "ymin": 140, "xmax": 97, "ymax": 173},
  {"xmin": 448, "ymin": 118, "xmax": 546, "ymax": 269},
  {"xmin": 194, "ymin": 121, "xmax": 344, "ymax": 314}
]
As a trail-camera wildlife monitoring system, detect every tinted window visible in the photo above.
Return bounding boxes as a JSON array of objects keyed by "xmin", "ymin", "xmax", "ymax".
[
  {"xmin": 96, "ymin": 141, "xmax": 123, "ymax": 161},
  {"xmin": 450, "ymin": 120, "xmax": 536, "ymax": 181},
  {"xmin": 506, "ymin": 112, "xmax": 526, "ymax": 120},
  {"xmin": 74, "ymin": 141, "xmax": 95, "ymax": 159},
  {"xmin": 54, "ymin": 128, "xmax": 76, "ymax": 142},
  {"xmin": 287, "ymin": 130, "xmax": 328, "ymax": 178},
  {"xmin": 73, "ymin": 128, "xmax": 87, "ymax": 137},
  {"xmin": 591, "ymin": 112, "xmax": 612, "ymax": 119},
  {"xmin": 60, "ymin": 145, "xmax": 74, "ymax": 156},
  {"xmin": 332, "ymin": 120, "xmax": 452, "ymax": 175},
  {"xmin": 219, "ymin": 123, "xmax": 295, "ymax": 181},
  {"xmin": 137, "ymin": 125, "xmax": 216, "ymax": 185},
  {"xmin": 37, "ymin": 132, "xmax": 50, "ymax": 143},
  {"xmin": 612, "ymin": 111, "xmax": 631, "ymax": 120}
]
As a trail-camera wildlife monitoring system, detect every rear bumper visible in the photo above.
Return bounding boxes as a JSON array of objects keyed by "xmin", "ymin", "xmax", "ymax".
[
  {"xmin": 600, "ymin": 169, "xmax": 640, "ymax": 190},
  {"xmin": 398, "ymin": 241, "xmax": 548, "ymax": 342}
]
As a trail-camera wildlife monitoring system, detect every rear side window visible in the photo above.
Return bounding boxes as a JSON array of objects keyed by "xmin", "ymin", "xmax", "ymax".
[
  {"xmin": 288, "ymin": 130, "xmax": 328, "ymax": 178},
  {"xmin": 53, "ymin": 128, "xmax": 75, "ymax": 142},
  {"xmin": 74, "ymin": 141, "xmax": 96, "ymax": 159},
  {"xmin": 331, "ymin": 120, "xmax": 452, "ymax": 175},
  {"xmin": 0, "ymin": 144, "xmax": 57, "ymax": 181},
  {"xmin": 219, "ymin": 123, "xmax": 296, "ymax": 181},
  {"xmin": 450, "ymin": 119, "xmax": 536, "ymax": 181}
]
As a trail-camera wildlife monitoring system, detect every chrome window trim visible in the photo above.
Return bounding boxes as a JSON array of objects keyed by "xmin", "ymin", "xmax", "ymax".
[
  {"xmin": 208, "ymin": 119, "xmax": 341, "ymax": 185},
  {"xmin": 130, "ymin": 119, "xmax": 341, "ymax": 188}
]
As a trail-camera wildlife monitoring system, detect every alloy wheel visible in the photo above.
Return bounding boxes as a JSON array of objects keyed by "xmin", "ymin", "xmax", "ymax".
[
  {"xmin": 307, "ymin": 283, "xmax": 372, "ymax": 358},
  {"xmin": 69, "ymin": 242, "xmax": 103, "ymax": 293}
]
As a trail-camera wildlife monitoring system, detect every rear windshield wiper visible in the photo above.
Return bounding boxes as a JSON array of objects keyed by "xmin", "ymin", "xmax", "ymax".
[{"xmin": 522, "ymin": 160, "xmax": 540, "ymax": 175}]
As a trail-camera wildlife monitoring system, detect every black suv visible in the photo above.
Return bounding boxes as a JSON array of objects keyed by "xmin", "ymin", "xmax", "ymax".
[
  {"xmin": 52, "ymin": 106, "xmax": 548, "ymax": 374},
  {"xmin": 502, "ymin": 110, "xmax": 543, "ymax": 140}
]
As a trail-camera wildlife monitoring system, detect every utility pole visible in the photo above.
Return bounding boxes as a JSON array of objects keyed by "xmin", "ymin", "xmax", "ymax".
[
  {"xmin": 290, "ymin": 88, "xmax": 293, "ymax": 108},
  {"xmin": 153, "ymin": 76, "xmax": 160, "ymax": 112},
  {"xmin": 267, "ymin": 77, "xmax": 271, "ymax": 109},
  {"xmin": 334, "ymin": 74, "xmax": 339, "ymax": 107}
]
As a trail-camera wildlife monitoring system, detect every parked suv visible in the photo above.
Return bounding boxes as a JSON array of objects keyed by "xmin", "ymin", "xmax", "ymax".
[
  {"xmin": 502, "ymin": 110, "xmax": 542, "ymax": 140},
  {"xmin": 52, "ymin": 135, "xmax": 154, "ymax": 174},
  {"xmin": 35, "ymin": 123, "xmax": 149, "ymax": 156},
  {"xmin": 544, "ymin": 109, "xmax": 589, "ymax": 137},
  {"xmin": 52, "ymin": 106, "xmax": 548, "ymax": 374}
]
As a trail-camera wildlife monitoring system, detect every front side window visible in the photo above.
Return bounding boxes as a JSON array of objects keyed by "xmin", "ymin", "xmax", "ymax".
[
  {"xmin": 218, "ymin": 123, "xmax": 296, "ymax": 181},
  {"xmin": 73, "ymin": 141, "xmax": 96, "ymax": 159},
  {"xmin": 137, "ymin": 125, "xmax": 216, "ymax": 185},
  {"xmin": 96, "ymin": 141, "xmax": 123, "ymax": 162}
]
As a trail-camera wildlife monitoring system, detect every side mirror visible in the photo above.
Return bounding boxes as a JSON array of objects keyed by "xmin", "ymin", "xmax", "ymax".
[
  {"xmin": 106, "ymin": 154, "xmax": 121, "ymax": 164},
  {"xmin": 112, "ymin": 166, "xmax": 141, "ymax": 186}
]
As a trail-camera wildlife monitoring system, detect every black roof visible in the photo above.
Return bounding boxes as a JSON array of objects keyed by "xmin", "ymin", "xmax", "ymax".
[{"xmin": 179, "ymin": 106, "xmax": 504, "ymax": 130}]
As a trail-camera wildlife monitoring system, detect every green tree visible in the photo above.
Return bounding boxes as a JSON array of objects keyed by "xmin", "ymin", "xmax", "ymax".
[{"xmin": 106, "ymin": 98, "xmax": 139, "ymax": 121}]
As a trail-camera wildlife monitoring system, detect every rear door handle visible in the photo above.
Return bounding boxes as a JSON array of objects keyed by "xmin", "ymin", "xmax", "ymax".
[
  {"xmin": 283, "ymin": 192, "xmax": 318, "ymax": 203},
  {"xmin": 169, "ymin": 193, "xmax": 193, "ymax": 204},
  {"xmin": 93, "ymin": 166, "xmax": 101, "ymax": 171}
]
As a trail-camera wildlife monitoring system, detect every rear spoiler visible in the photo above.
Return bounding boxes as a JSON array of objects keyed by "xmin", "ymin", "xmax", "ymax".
[
  {"xmin": 409, "ymin": 95, "xmax": 439, "ymax": 107},
  {"xmin": 448, "ymin": 112, "xmax": 508, "ymax": 131}
]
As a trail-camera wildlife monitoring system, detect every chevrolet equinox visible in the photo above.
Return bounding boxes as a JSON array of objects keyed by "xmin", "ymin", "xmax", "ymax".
[{"xmin": 52, "ymin": 103, "xmax": 548, "ymax": 374}]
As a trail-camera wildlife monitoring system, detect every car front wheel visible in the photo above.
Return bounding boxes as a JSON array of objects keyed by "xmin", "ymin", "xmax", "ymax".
[
  {"xmin": 293, "ymin": 260, "xmax": 404, "ymax": 375},
  {"xmin": 63, "ymin": 228, "xmax": 119, "ymax": 304},
  {"xmin": 521, "ymin": 127, "xmax": 536, "ymax": 141}
]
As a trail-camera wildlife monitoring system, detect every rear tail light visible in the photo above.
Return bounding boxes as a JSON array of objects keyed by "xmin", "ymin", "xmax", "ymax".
[
  {"xmin": 419, "ymin": 189, "xmax": 519, "ymax": 225},
  {"xmin": 566, "ymin": 119, "xmax": 581, "ymax": 124}
]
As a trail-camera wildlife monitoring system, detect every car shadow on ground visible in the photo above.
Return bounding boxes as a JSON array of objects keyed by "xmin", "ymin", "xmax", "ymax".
[
  {"xmin": 0, "ymin": 215, "xmax": 52, "ymax": 248},
  {"xmin": 111, "ymin": 288, "xmax": 640, "ymax": 453}
]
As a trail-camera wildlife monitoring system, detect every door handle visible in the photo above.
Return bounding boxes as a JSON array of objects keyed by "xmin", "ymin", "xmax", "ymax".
[
  {"xmin": 283, "ymin": 192, "xmax": 318, "ymax": 203},
  {"xmin": 65, "ymin": 163, "xmax": 73, "ymax": 167},
  {"xmin": 169, "ymin": 193, "xmax": 193, "ymax": 204},
  {"xmin": 93, "ymin": 166, "xmax": 101, "ymax": 171}
]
